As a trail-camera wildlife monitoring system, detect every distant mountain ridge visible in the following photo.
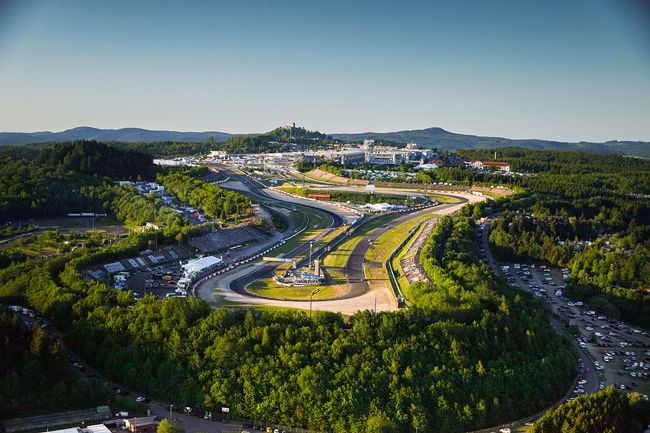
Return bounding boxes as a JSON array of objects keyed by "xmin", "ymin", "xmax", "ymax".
[
  {"xmin": 0, "ymin": 125, "xmax": 648, "ymax": 158},
  {"xmin": 332, "ymin": 127, "xmax": 650, "ymax": 158},
  {"xmin": 0, "ymin": 126, "xmax": 234, "ymax": 145}
]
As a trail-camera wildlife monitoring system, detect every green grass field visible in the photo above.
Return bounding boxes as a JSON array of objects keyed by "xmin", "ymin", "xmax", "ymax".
[
  {"xmin": 390, "ymin": 221, "xmax": 428, "ymax": 293},
  {"xmin": 271, "ymin": 206, "xmax": 334, "ymax": 258},
  {"xmin": 365, "ymin": 212, "xmax": 437, "ymax": 283},
  {"xmin": 425, "ymin": 193, "xmax": 460, "ymax": 204},
  {"xmin": 247, "ymin": 279, "xmax": 346, "ymax": 300},
  {"xmin": 247, "ymin": 221, "xmax": 350, "ymax": 301},
  {"xmin": 322, "ymin": 214, "xmax": 398, "ymax": 269}
]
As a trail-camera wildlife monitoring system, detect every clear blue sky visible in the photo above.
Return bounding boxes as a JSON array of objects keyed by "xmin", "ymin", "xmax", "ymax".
[{"xmin": 1, "ymin": 0, "xmax": 649, "ymax": 142}]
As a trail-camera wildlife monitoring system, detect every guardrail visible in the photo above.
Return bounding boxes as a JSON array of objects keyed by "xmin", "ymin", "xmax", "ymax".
[
  {"xmin": 293, "ymin": 216, "xmax": 367, "ymax": 271},
  {"xmin": 385, "ymin": 223, "xmax": 421, "ymax": 308},
  {"xmin": 189, "ymin": 210, "xmax": 313, "ymax": 293},
  {"xmin": 267, "ymin": 186, "xmax": 365, "ymax": 217}
]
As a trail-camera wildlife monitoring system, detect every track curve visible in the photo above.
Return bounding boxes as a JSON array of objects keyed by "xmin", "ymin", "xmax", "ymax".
[{"xmin": 229, "ymin": 198, "xmax": 469, "ymax": 303}]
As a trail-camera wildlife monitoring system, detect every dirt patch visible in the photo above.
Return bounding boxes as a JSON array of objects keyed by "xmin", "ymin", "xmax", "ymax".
[
  {"xmin": 307, "ymin": 168, "xmax": 368, "ymax": 185},
  {"xmin": 470, "ymin": 185, "xmax": 514, "ymax": 196},
  {"xmin": 189, "ymin": 226, "xmax": 267, "ymax": 254}
]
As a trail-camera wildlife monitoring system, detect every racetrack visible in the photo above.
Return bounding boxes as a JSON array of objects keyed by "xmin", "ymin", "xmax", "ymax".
[{"xmin": 197, "ymin": 172, "xmax": 485, "ymax": 314}]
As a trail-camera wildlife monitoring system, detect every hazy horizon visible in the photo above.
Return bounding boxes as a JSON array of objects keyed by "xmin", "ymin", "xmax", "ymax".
[
  {"xmin": 1, "ymin": 0, "xmax": 650, "ymax": 142},
  {"xmin": 3, "ymin": 123, "xmax": 650, "ymax": 145}
]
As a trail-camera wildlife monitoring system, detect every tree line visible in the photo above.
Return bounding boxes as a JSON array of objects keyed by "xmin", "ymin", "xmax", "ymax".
[
  {"xmin": 0, "ymin": 309, "xmax": 112, "ymax": 418},
  {"xmin": 36, "ymin": 140, "xmax": 155, "ymax": 180},
  {"xmin": 157, "ymin": 169, "xmax": 251, "ymax": 221},
  {"xmin": 0, "ymin": 217, "xmax": 577, "ymax": 432},
  {"xmin": 530, "ymin": 387, "xmax": 650, "ymax": 433}
]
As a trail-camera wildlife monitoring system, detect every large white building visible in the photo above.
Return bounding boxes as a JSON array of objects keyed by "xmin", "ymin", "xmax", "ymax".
[
  {"xmin": 467, "ymin": 160, "xmax": 511, "ymax": 172},
  {"xmin": 182, "ymin": 256, "xmax": 223, "ymax": 279},
  {"xmin": 340, "ymin": 151, "xmax": 365, "ymax": 164},
  {"xmin": 365, "ymin": 151, "xmax": 403, "ymax": 165}
]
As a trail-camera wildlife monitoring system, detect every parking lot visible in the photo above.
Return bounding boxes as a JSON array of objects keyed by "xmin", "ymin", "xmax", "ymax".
[
  {"xmin": 479, "ymin": 224, "xmax": 650, "ymax": 401},
  {"xmin": 126, "ymin": 262, "xmax": 187, "ymax": 300}
]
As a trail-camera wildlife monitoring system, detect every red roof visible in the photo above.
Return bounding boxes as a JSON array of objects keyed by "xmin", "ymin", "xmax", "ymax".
[{"xmin": 482, "ymin": 161, "xmax": 510, "ymax": 166}]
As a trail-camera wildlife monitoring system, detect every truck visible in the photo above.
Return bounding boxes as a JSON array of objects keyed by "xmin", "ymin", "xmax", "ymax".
[{"xmin": 115, "ymin": 411, "xmax": 129, "ymax": 418}]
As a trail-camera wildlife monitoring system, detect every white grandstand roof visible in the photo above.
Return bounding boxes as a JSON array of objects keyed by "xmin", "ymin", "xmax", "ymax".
[
  {"xmin": 365, "ymin": 203, "xmax": 394, "ymax": 211},
  {"xmin": 182, "ymin": 256, "xmax": 222, "ymax": 275}
]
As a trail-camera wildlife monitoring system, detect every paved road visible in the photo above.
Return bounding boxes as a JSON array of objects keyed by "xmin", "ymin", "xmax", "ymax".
[
  {"xmin": 219, "ymin": 167, "xmax": 358, "ymax": 225},
  {"xmin": 148, "ymin": 404, "xmax": 239, "ymax": 433},
  {"xmin": 197, "ymin": 189, "xmax": 484, "ymax": 315},
  {"xmin": 343, "ymin": 199, "xmax": 469, "ymax": 298}
]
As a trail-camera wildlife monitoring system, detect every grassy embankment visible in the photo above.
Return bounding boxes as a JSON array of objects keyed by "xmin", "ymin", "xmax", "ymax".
[
  {"xmin": 365, "ymin": 212, "xmax": 439, "ymax": 290},
  {"xmin": 390, "ymin": 223, "xmax": 427, "ymax": 293}
]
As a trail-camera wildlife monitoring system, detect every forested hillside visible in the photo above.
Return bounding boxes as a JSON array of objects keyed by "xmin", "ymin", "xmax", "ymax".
[
  {"xmin": 36, "ymin": 140, "xmax": 154, "ymax": 180},
  {"xmin": 530, "ymin": 387, "xmax": 650, "ymax": 433},
  {"xmin": 464, "ymin": 150, "xmax": 650, "ymax": 327},
  {"xmin": 0, "ymin": 146, "xmax": 576, "ymax": 432},
  {"xmin": 0, "ymin": 217, "xmax": 577, "ymax": 432},
  {"xmin": 0, "ymin": 310, "xmax": 111, "ymax": 418},
  {"xmin": 333, "ymin": 128, "xmax": 650, "ymax": 158},
  {"xmin": 157, "ymin": 170, "xmax": 250, "ymax": 221}
]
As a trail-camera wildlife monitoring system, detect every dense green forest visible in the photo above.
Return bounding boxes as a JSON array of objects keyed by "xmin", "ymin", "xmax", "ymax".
[
  {"xmin": 530, "ymin": 387, "xmax": 650, "ymax": 433},
  {"xmin": 0, "ymin": 219, "xmax": 576, "ymax": 432},
  {"xmin": 219, "ymin": 127, "xmax": 334, "ymax": 153},
  {"xmin": 457, "ymin": 148, "xmax": 650, "ymax": 176},
  {"xmin": 0, "ymin": 157, "xmax": 576, "ymax": 431},
  {"xmin": 157, "ymin": 170, "xmax": 251, "ymax": 221},
  {"xmin": 437, "ymin": 149, "xmax": 650, "ymax": 195},
  {"xmin": 113, "ymin": 141, "xmax": 217, "ymax": 157},
  {"xmin": 469, "ymin": 150, "xmax": 650, "ymax": 327},
  {"xmin": 2, "ymin": 140, "xmax": 217, "ymax": 159},
  {"xmin": 0, "ymin": 143, "xmax": 250, "ymax": 236},
  {"xmin": 0, "ymin": 309, "xmax": 111, "ymax": 418},
  {"xmin": 36, "ymin": 140, "xmax": 154, "ymax": 180},
  {"xmin": 0, "ymin": 154, "xmax": 189, "ymax": 235}
]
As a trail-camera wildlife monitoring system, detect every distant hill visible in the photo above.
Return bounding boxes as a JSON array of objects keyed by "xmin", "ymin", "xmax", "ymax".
[
  {"xmin": 1, "ymin": 125, "xmax": 648, "ymax": 158},
  {"xmin": 333, "ymin": 127, "xmax": 650, "ymax": 159},
  {"xmin": 0, "ymin": 127, "xmax": 233, "ymax": 145}
]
